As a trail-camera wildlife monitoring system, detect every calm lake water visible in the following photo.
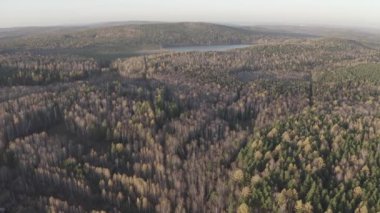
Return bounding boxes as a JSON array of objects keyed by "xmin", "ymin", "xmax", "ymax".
[{"xmin": 164, "ymin": 44, "xmax": 252, "ymax": 53}]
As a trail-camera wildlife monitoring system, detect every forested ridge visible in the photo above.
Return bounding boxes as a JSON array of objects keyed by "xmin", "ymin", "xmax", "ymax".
[
  {"xmin": 0, "ymin": 23, "xmax": 380, "ymax": 213},
  {"xmin": 0, "ymin": 23, "xmax": 305, "ymax": 51}
]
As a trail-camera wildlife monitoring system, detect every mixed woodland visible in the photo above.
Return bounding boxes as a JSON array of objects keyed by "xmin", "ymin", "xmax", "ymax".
[{"xmin": 0, "ymin": 23, "xmax": 380, "ymax": 212}]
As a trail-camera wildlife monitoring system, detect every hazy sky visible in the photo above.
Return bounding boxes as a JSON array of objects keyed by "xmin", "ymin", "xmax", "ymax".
[{"xmin": 1, "ymin": 0, "xmax": 380, "ymax": 28}]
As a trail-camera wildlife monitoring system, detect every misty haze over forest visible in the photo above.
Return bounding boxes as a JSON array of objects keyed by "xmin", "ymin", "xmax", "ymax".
[{"xmin": 1, "ymin": 0, "xmax": 380, "ymax": 28}]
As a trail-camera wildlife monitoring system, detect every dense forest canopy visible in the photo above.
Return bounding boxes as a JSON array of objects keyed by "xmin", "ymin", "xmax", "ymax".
[{"xmin": 0, "ymin": 22, "xmax": 380, "ymax": 213}]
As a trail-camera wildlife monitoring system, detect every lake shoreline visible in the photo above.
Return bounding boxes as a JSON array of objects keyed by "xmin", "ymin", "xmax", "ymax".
[{"xmin": 137, "ymin": 44, "xmax": 253, "ymax": 54}]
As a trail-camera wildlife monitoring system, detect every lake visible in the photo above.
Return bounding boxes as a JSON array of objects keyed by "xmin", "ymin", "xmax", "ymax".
[{"xmin": 163, "ymin": 44, "xmax": 252, "ymax": 53}]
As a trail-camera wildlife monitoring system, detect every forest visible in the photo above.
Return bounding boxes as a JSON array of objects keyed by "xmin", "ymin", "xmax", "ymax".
[{"xmin": 0, "ymin": 22, "xmax": 380, "ymax": 213}]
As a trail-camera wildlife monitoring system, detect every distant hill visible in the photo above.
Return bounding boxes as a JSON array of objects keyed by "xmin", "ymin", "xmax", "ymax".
[
  {"xmin": 2, "ymin": 22, "xmax": 379, "ymax": 53},
  {"xmin": 0, "ymin": 21, "xmax": 160, "ymax": 40},
  {"xmin": 0, "ymin": 22, "xmax": 312, "ymax": 51},
  {"xmin": 249, "ymin": 25, "xmax": 380, "ymax": 49}
]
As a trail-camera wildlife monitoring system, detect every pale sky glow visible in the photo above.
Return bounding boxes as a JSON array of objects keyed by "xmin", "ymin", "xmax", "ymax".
[{"xmin": 0, "ymin": 0, "xmax": 380, "ymax": 28}]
